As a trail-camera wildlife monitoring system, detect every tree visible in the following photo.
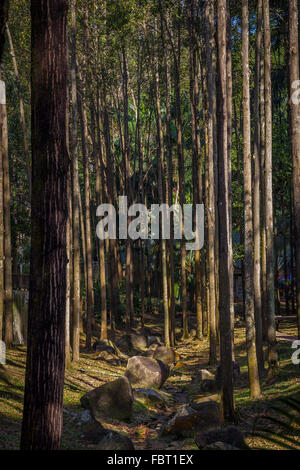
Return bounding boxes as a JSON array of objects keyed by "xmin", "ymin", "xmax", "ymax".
[
  {"xmin": 263, "ymin": 0, "xmax": 278, "ymax": 372},
  {"xmin": 70, "ymin": 0, "xmax": 81, "ymax": 361},
  {"xmin": 242, "ymin": 0, "xmax": 261, "ymax": 399},
  {"xmin": 21, "ymin": 0, "xmax": 69, "ymax": 450},
  {"xmin": 204, "ymin": 0, "xmax": 217, "ymax": 365},
  {"xmin": 216, "ymin": 0, "xmax": 235, "ymax": 421},
  {"xmin": 253, "ymin": 0, "xmax": 264, "ymax": 376},
  {"xmin": 289, "ymin": 0, "xmax": 300, "ymax": 340}
]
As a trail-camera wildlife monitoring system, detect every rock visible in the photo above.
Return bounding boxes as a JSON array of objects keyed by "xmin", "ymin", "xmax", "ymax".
[
  {"xmin": 80, "ymin": 376, "xmax": 133, "ymax": 421},
  {"xmin": 82, "ymin": 421, "xmax": 134, "ymax": 450},
  {"xmin": 194, "ymin": 369, "xmax": 215, "ymax": 382},
  {"xmin": 96, "ymin": 350, "xmax": 121, "ymax": 366},
  {"xmin": 142, "ymin": 350, "xmax": 155, "ymax": 358},
  {"xmin": 138, "ymin": 327, "xmax": 152, "ymax": 337},
  {"xmin": 161, "ymin": 401, "xmax": 220, "ymax": 437},
  {"xmin": 199, "ymin": 379, "xmax": 217, "ymax": 394},
  {"xmin": 82, "ymin": 420, "xmax": 106, "ymax": 443},
  {"xmin": 75, "ymin": 409, "xmax": 94, "ymax": 427},
  {"xmin": 125, "ymin": 356, "xmax": 170, "ymax": 389},
  {"xmin": 147, "ymin": 335, "xmax": 163, "ymax": 347},
  {"xmin": 133, "ymin": 388, "xmax": 169, "ymax": 405},
  {"xmin": 93, "ymin": 339, "xmax": 116, "ymax": 355},
  {"xmin": 193, "ymin": 394, "xmax": 219, "ymax": 405},
  {"xmin": 203, "ymin": 441, "xmax": 238, "ymax": 450},
  {"xmin": 96, "ymin": 430, "xmax": 135, "ymax": 450},
  {"xmin": 195, "ymin": 426, "xmax": 248, "ymax": 450},
  {"xmin": 215, "ymin": 361, "xmax": 240, "ymax": 390},
  {"xmin": 126, "ymin": 332, "xmax": 148, "ymax": 351},
  {"xmin": 153, "ymin": 346, "xmax": 180, "ymax": 367}
]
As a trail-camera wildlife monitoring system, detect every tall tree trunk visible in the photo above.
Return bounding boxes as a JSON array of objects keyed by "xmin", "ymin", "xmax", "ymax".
[
  {"xmin": 289, "ymin": 0, "xmax": 300, "ymax": 340},
  {"xmin": 0, "ymin": 82, "xmax": 4, "ymax": 341},
  {"xmin": 6, "ymin": 25, "xmax": 31, "ymax": 194},
  {"xmin": 21, "ymin": 0, "xmax": 69, "ymax": 449},
  {"xmin": 1, "ymin": 80, "xmax": 13, "ymax": 348},
  {"xmin": 216, "ymin": 0, "xmax": 235, "ymax": 421},
  {"xmin": 204, "ymin": 0, "xmax": 217, "ymax": 364},
  {"xmin": 242, "ymin": 0, "xmax": 261, "ymax": 399},
  {"xmin": 122, "ymin": 46, "xmax": 134, "ymax": 330},
  {"xmin": 226, "ymin": 0, "xmax": 235, "ymax": 357},
  {"xmin": 263, "ymin": 0, "xmax": 278, "ymax": 371},
  {"xmin": 154, "ymin": 41, "xmax": 170, "ymax": 347},
  {"xmin": 188, "ymin": 0, "xmax": 202, "ymax": 340},
  {"xmin": 70, "ymin": 0, "xmax": 80, "ymax": 362},
  {"xmin": 253, "ymin": 0, "xmax": 264, "ymax": 376}
]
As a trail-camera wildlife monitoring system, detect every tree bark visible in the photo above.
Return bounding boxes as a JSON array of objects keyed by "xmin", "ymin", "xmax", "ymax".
[
  {"xmin": 1, "ymin": 80, "xmax": 13, "ymax": 348},
  {"xmin": 216, "ymin": 0, "xmax": 235, "ymax": 421},
  {"xmin": 253, "ymin": 0, "xmax": 264, "ymax": 376},
  {"xmin": 21, "ymin": 0, "xmax": 69, "ymax": 449},
  {"xmin": 289, "ymin": 0, "xmax": 300, "ymax": 340},
  {"xmin": 204, "ymin": 0, "xmax": 217, "ymax": 365},
  {"xmin": 70, "ymin": 0, "xmax": 81, "ymax": 362},
  {"xmin": 242, "ymin": 0, "xmax": 261, "ymax": 399},
  {"xmin": 263, "ymin": 0, "xmax": 278, "ymax": 371}
]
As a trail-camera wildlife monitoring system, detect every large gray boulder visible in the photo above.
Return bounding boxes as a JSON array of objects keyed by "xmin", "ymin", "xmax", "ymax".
[
  {"xmin": 80, "ymin": 376, "xmax": 133, "ymax": 421},
  {"xmin": 125, "ymin": 356, "xmax": 169, "ymax": 389},
  {"xmin": 161, "ymin": 400, "xmax": 220, "ymax": 437},
  {"xmin": 153, "ymin": 346, "xmax": 180, "ymax": 367}
]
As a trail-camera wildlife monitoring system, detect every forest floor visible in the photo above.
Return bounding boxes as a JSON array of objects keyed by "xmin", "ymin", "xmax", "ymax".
[{"xmin": 0, "ymin": 310, "xmax": 299, "ymax": 450}]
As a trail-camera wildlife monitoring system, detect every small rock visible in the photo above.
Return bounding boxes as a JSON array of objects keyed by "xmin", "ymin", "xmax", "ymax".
[
  {"xmin": 203, "ymin": 441, "xmax": 238, "ymax": 450},
  {"xmin": 195, "ymin": 369, "xmax": 215, "ymax": 381},
  {"xmin": 126, "ymin": 356, "xmax": 170, "ymax": 389},
  {"xmin": 96, "ymin": 430, "xmax": 135, "ymax": 450},
  {"xmin": 80, "ymin": 376, "xmax": 133, "ymax": 421},
  {"xmin": 199, "ymin": 379, "xmax": 217, "ymax": 394},
  {"xmin": 138, "ymin": 327, "xmax": 152, "ymax": 337},
  {"xmin": 153, "ymin": 346, "xmax": 180, "ymax": 367},
  {"xmin": 195, "ymin": 426, "xmax": 248, "ymax": 450},
  {"xmin": 96, "ymin": 350, "xmax": 121, "ymax": 366},
  {"xmin": 147, "ymin": 335, "xmax": 163, "ymax": 347},
  {"xmin": 93, "ymin": 339, "xmax": 116, "ymax": 355},
  {"xmin": 133, "ymin": 388, "xmax": 168, "ymax": 405},
  {"xmin": 126, "ymin": 332, "xmax": 148, "ymax": 351},
  {"xmin": 161, "ymin": 400, "xmax": 220, "ymax": 437}
]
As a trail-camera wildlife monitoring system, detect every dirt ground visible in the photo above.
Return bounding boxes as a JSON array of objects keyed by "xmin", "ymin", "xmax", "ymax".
[{"xmin": 0, "ymin": 312, "xmax": 299, "ymax": 450}]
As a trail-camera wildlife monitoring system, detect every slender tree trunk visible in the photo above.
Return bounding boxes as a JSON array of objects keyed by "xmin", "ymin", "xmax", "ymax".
[
  {"xmin": 226, "ymin": 0, "xmax": 234, "ymax": 357},
  {"xmin": 6, "ymin": 25, "xmax": 31, "ymax": 194},
  {"xmin": 260, "ymin": 41, "xmax": 268, "ymax": 341},
  {"xmin": 21, "ymin": 0, "xmax": 69, "ymax": 449},
  {"xmin": 264, "ymin": 0, "xmax": 278, "ymax": 370},
  {"xmin": 188, "ymin": 0, "xmax": 202, "ymax": 340},
  {"xmin": 289, "ymin": 0, "xmax": 300, "ymax": 340},
  {"xmin": 204, "ymin": 0, "xmax": 217, "ymax": 365},
  {"xmin": 242, "ymin": 0, "xmax": 261, "ymax": 399},
  {"xmin": 252, "ymin": 0, "xmax": 264, "ymax": 376},
  {"xmin": 1, "ymin": 80, "xmax": 13, "ymax": 348},
  {"xmin": 216, "ymin": 0, "xmax": 235, "ymax": 421},
  {"xmin": 70, "ymin": 0, "xmax": 80, "ymax": 362},
  {"xmin": 154, "ymin": 42, "xmax": 170, "ymax": 347},
  {"xmin": 0, "ymin": 82, "xmax": 4, "ymax": 340}
]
